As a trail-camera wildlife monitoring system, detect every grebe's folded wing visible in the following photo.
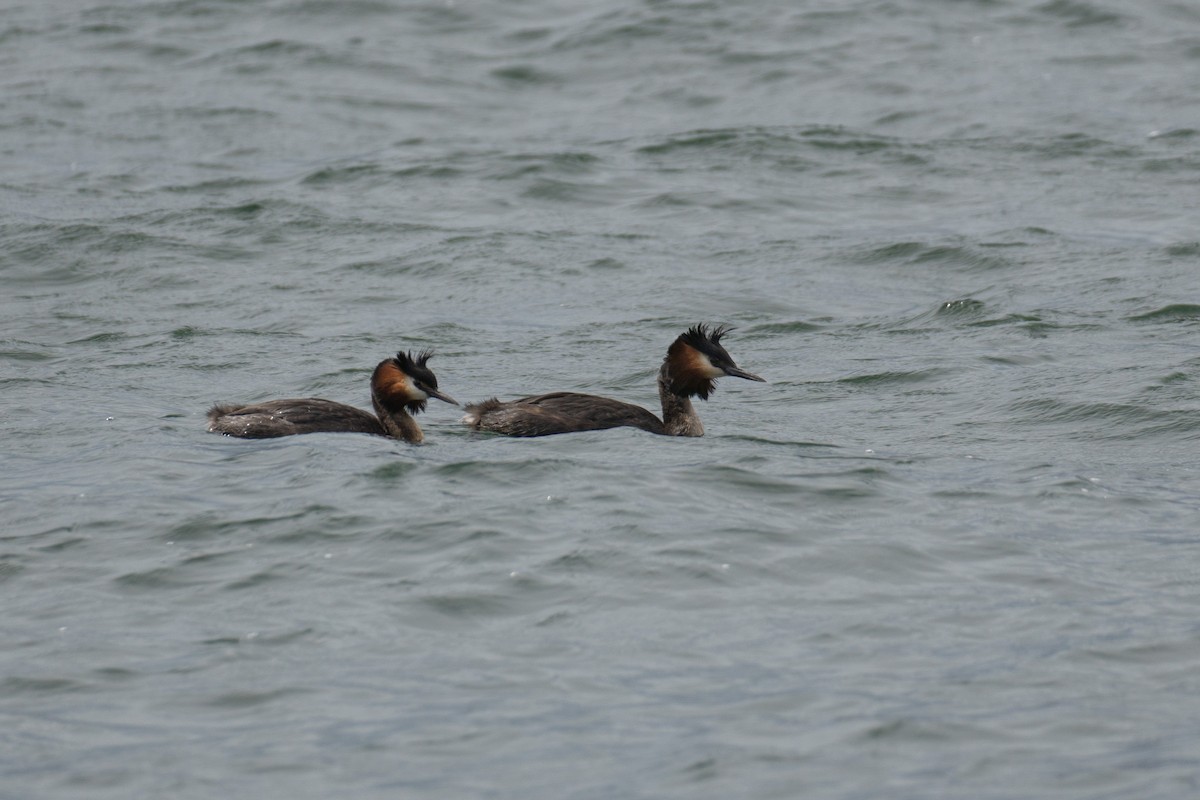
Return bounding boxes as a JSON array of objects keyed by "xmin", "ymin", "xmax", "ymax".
[
  {"xmin": 465, "ymin": 392, "xmax": 665, "ymax": 436},
  {"xmin": 518, "ymin": 392, "xmax": 664, "ymax": 430},
  {"xmin": 208, "ymin": 398, "xmax": 383, "ymax": 438}
]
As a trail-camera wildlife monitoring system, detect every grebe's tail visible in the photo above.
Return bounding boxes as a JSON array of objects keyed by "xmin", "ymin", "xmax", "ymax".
[{"xmin": 461, "ymin": 398, "xmax": 502, "ymax": 428}]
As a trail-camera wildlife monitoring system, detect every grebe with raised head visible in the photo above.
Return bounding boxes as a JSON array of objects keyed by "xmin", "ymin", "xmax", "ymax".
[
  {"xmin": 461, "ymin": 324, "xmax": 764, "ymax": 437},
  {"xmin": 207, "ymin": 350, "xmax": 456, "ymax": 443}
]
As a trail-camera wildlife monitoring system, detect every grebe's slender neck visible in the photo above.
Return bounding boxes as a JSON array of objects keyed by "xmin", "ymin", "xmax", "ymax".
[
  {"xmin": 657, "ymin": 359, "xmax": 705, "ymax": 437},
  {"xmin": 371, "ymin": 394, "xmax": 424, "ymax": 443},
  {"xmin": 368, "ymin": 355, "xmax": 450, "ymax": 444}
]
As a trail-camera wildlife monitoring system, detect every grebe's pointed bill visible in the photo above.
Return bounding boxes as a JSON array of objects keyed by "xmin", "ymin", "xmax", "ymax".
[
  {"xmin": 421, "ymin": 385, "xmax": 459, "ymax": 405},
  {"xmin": 723, "ymin": 365, "xmax": 765, "ymax": 382}
]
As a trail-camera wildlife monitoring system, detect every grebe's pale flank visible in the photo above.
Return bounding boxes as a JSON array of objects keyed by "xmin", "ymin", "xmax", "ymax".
[
  {"xmin": 461, "ymin": 324, "xmax": 764, "ymax": 437},
  {"xmin": 207, "ymin": 350, "xmax": 457, "ymax": 444}
]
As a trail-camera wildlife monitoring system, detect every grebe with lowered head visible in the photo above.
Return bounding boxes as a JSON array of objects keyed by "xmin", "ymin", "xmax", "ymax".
[
  {"xmin": 207, "ymin": 350, "xmax": 457, "ymax": 443},
  {"xmin": 461, "ymin": 324, "xmax": 764, "ymax": 437}
]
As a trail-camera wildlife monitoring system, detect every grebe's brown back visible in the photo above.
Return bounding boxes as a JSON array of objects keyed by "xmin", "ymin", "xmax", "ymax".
[
  {"xmin": 207, "ymin": 350, "xmax": 456, "ymax": 444},
  {"xmin": 461, "ymin": 325, "xmax": 764, "ymax": 437}
]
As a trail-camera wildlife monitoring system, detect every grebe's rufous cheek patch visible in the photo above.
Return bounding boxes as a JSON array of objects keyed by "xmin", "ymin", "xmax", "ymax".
[
  {"xmin": 372, "ymin": 358, "xmax": 429, "ymax": 414},
  {"xmin": 687, "ymin": 347, "xmax": 727, "ymax": 380},
  {"xmin": 377, "ymin": 361, "xmax": 417, "ymax": 394},
  {"xmin": 666, "ymin": 341, "xmax": 722, "ymax": 399}
]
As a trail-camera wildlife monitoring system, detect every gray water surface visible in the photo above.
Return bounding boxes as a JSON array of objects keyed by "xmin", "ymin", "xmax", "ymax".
[{"xmin": 4, "ymin": 1, "xmax": 1200, "ymax": 797}]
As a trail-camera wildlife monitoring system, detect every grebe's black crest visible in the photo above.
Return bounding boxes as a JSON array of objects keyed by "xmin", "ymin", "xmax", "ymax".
[
  {"xmin": 396, "ymin": 349, "xmax": 434, "ymax": 393},
  {"xmin": 681, "ymin": 323, "xmax": 731, "ymax": 351}
]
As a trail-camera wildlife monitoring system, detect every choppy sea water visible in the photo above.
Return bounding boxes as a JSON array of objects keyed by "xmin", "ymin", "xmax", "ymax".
[{"xmin": 4, "ymin": 1, "xmax": 1200, "ymax": 797}]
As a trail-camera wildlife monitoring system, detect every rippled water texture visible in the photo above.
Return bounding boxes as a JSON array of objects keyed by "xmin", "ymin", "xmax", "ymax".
[{"xmin": 3, "ymin": 1, "xmax": 1200, "ymax": 797}]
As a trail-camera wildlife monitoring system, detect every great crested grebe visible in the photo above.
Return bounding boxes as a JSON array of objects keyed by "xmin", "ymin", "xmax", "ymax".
[
  {"xmin": 461, "ymin": 324, "xmax": 764, "ymax": 437},
  {"xmin": 207, "ymin": 350, "xmax": 456, "ymax": 443}
]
